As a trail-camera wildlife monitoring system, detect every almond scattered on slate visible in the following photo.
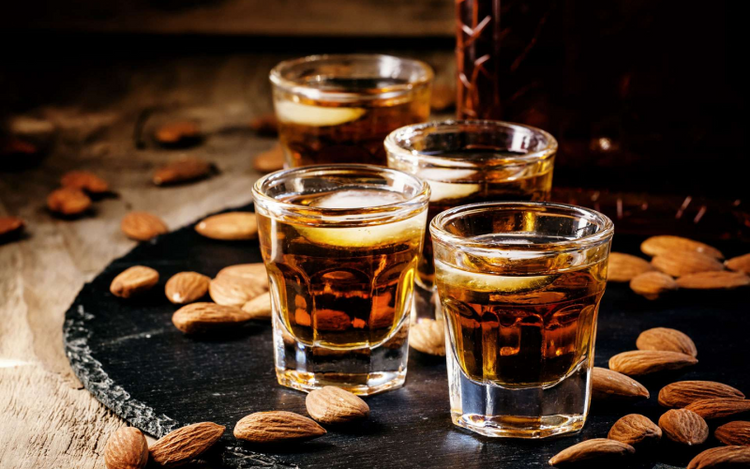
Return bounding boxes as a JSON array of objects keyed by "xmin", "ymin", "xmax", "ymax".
[
  {"xmin": 233, "ymin": 411, "xmax": 326, "ymax": 444},
  {"xmin": 47, "ymin": 187, "xmax": 92, "ymax": 216},
  {"xmin": 154, "ymin": 121, "xmax": 201, "ymax": 146},
  {"xmin": 591, "ymin": 367, "xmax": 650, "ymax": 401},
  {"xmin": 629, "ymin": 271, "xmax": 678, "ymax": 300},
  {"xmin": 409, "ymin": 319, "xmax": 445, "ymax": 356},
  {"xmin": 641, "ymin": 235, "xmax": 723, "ymax": 259},
  {"xmin": 675, "ymin": 271, "xmax": 750, "ymax": 290},
  {"xmin": 242, "ymin": 292, "xmax": 272, "ymax": 320},
  {"xmin": 688, "ymin": 446, "xmax": 750, "ymax": 469},
  {"xmin": 725, "ymin": 253, "xmax": 750, "ymax": 274},
  {"xmin": 636, "ymin": 327, "xmax": 697, "ymax": 357},
  {"xmin": 651, "ymin": 250, "xmax": 724, "ymax": 277},
  {"xmin": 658, "ymin": 409, "xmax": 709, "ymax": 445},
  {"xmin": 61, "ymin": 170, "xmax": 109, "ymax": 194},
  {"xmin": 306, "ymin": 386, "xmax": 370, "ymax": 425},
  {"xmin": 685, "ymin": 398, "xmax": 750, "ymax": 420},
  {"xmin": 659, "ymin": 381, "xmax": 745, "ymax": 408},
  {"xmin": 172, "ymin": 302, "xmax": 253, "ymax": 334},
  {"xmin": 607, "ymin": 414, "xmax": 662, "ymax": 446},
  {"xmin": 121, "ymin": 212, "xmax": 168, "ymax": 241},
  {"xmin": 165, "ymin": 272, "xmax": 210, "ymax": 305},
  {"xmin": 609, "ymin": 350, "xmax": 698, "ymax": 376},
  {"xmin": 110, "ymin": 266, "xmax": 159, "ymax": 298},
  {"xmin": 153, "ymin": 157, "xmax": 213, "ymax": 186},
  {"xmin": 548, "ymin": 438, "xmax": 635, "ymax": 467},
  {"xmin": 608, "ymin": 252, "xmax": 656, "ymax": 282},
  {"xmin": 715, "ymin": 421, "xmax": 750, "ymax": 446},
  {"xmin": 149, "ymin": 422, "xmax": 225, "ymax": 467},
  {"xmin": 195, "ymin": 212, "xmax": 258, "ymax": 240},
  {"xmin": 209, "ymin": 274, "xmax": 265, "ymax": 307}
]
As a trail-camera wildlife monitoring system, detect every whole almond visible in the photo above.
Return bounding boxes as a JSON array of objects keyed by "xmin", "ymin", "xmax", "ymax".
[
  {"xmin": 149, "ymin": 422, "xmax": 225, "ymax": 466},
  {"xmin": 641, "ymin": 235, "xmax": 723, "ymax": 259},
  {"xmin": 685, "ymin": 398, "xmax": 750, "ymax": 420},
  {"xmin": 651, "ymin": 251, "xmax": 724, "ymax": 277},
  {"xmin": 409, "ymin": 319, "xmax": 445, "ymax": 356},
  {"xmin": 165, "ymin": 272, "xmax": 210, "ymax": 304},
  {"xmin": 629, "ymin": 271, "xmax": 678, "ymax": 300},
  {"xmin": 0, "ymin": 216, "xmax": 25, "ymax": 238},
  {"xmin": 609, "ymin": 350, "xmax": 698, "ymax": 376},
  {"xmin": 659, "ymin": 381, "xmax": 745, "ymax": 408},
  {"xmin": 607, "ymin": 414, "xmax": 662, "ymax": 446},
  {"xmin": 47, "ymin": 187, "xmax": 92, "ymax": 216},
  {"xmin": 61, "ymin": 170, "xmax": 109, "ymax": 194},
  {"xmin": 306, "ymin": 386, "xmax": 370, "ymax": 424},
  {"xmin": 659, "ymin": 409, "xmax": 709, "ymax": 445},
  {"xmin": 548, "ymin": 438, "xmax": 635, "ymax": 467},
  {"xmin": 195, "ymin": 212, "xmax": 258, "ymax": 240},
  {"xmin": 242, "ymin": 292, "xmax": 272, "ymax": 320},
  {"xmin": 153, "ymin": 157, "xmax": 212, "ymax": 186},
  {"xmin": 110, "ymin": 266, "xmax": 159, "ymax": 298},
  {"xmin": 688, "ymin": 446, "xmax": 750, "ymax": 469},
  {"xmin": 636, "ymin": 327, "xmax": 697, "ymax": 357},
  {"xmin": 210, "ymin": 275, "xmax": 266, "ymax": 307},
  {"xmin": 216, "ymin": 263, "xmax": 268, "ymax": 287},
  {"xmin": 233, "ymin": 411, "xmax": 326, "ymax": 444},
  {"xmin": 607, "ymin": 252, "xmax": 656, "ymax": 282},
  {"xmin": 154, "ymin": 121, "xmax": 200, "ymax": 145},
  {"xmin": 726, "ymin": 253, "xmax": 750, "ymax": 274},
  {"xmin": 592, "ymin": 367, "xmax": 650, "ymax": 401},
  {"xmin": 715, "ymin": 421, "xmax": 750, "ymax": 446},
  {"xmin": 676, "ymin": 271, "xmax": 750, "ymax": 290},
  {"xmin": 121, "ymin": 212, "xmax": 168, "ymax": 241},
  {"xmin": 172, "ymin": 302, "xmax": 253, "ymax": 334},
  {"xmin": 253, "ymin": 144, "xmax": 284, "ymax": 173},
  {"xmin": 104, "ymin": 427, "xmax": 148, "ymax": 469}
]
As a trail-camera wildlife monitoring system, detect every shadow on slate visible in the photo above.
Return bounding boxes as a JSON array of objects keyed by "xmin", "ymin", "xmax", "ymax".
[{"xmin": 63, "ymin": 202, "xmax": 750, "ymax": 469}]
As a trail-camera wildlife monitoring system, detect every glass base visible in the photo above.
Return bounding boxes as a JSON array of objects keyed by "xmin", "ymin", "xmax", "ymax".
[
  {"xmin": 451, "ymin": 412, "xmax": 585, "ymax": 438},
  {"xmin": 277, "ymin": 369, "xmax": 406, "ymax": 396}
]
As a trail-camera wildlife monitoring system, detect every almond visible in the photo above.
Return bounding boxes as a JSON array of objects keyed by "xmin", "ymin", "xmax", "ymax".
[
  {"xmin": 641, "ymin": 235, "xmax": 723, "ymax": 259},
  {"xmin": 651, "ymin": 251, "xmax": 724, "ymax": 277},
  {"xmin": 607, "ymin": 252, "xmax": 656, "ymax": 282},
  {"xmin": 629, "ymin": 271, "xmax": 678, "ymax": 300},
  {"xmin": 306, "ymin": 386, "xmax": 370, "ymax": 424},
  {"xmin": 688, "ymin": 446, "xmax": 750, "ymax": 469},
  {"xmin": 110, "ymin": 266, "xmax": 159, "ymax": 298},
  {"xmin": 165, "ymin": 272, "xmax": 210, "ymax": 304},
  {"xmin": 153, "ymin": 157, "xmax": 212, "ymax": 185},
  {"xmin": 676, "ymin": 271, "xmax": 750, "ymax": 290},
  {"xmin": 548, "ymin": 438, "xmax": 635, "ymax": 467},
  {"xmin": 61, "ymin": 170, "xmax": 109, "ymax": 194},
  {"xmin": 0, "ymin": 216, "xmax": 25, "ymax": 238},
  {"xmin": 242, "ymin": 292, "xmax": 272, "ymax": 320},
  {"xmin": 685, "ymin": 398, "xmax": 750, "ymax": 420},
  {"xmin": 658, "ymin": 409, "xmax": 709, "ymax": 445},
  {"xmin": 216, "ymin": 263, "xmax": 268, "ymax": 287},
  {"xmin": 607, "ymin": 414, "xmax": 662, "ymax": 446},
  {"xmin": 195, "ymin": 212, "xmax": 258, "ymax": 240},
  {"xmin": 149, "ymin": 422, "xmax": 225, "ymax": 466},
  {"xmin": 253, "ymin": 144, "xmax": 284, "ymax": 173},
  {"xmin": 715, "ymin": 421, "xmax": 750, "ymax": 446},
  {"xmin": 233, "ymin": 411, "xmax": 326, "ymax": 444},
  {"xmin": 726, "ymin": 253, "xmax": 750, "ymax": 274},
  {"xmin": 609, "ymin": 350, "xmax": 698, "ymax": 376},
  {"xmin": 47, "ymin": 187, "xmax": 92, "ymax": 216},
  {"xmin": 172, "ymin": 302, "xmax": 253, "ymax": 334},
  {"xmin": 636, "ymin": 327, "xmax": 697, "ymax": 357},
  {"xmin": 592, "ymin": 367, "xmax": 650, "ymax": 401},
  {"xmin": 121, "ymin": 212, "xmax": 168, "ymax": 241},
  {"xmin": 409, "ymin": 319, "xmax": 445, "ymax": 356},
  {"xmin": 249, "ymin": 114, "xmax": 278, "ymax": 136},
  {"xmin": 104, "ymin": 427, "xmax": 148, "ymax": 469},
  {"xmin": 154, "ymin": 121, "xmax": 200, "ymax": 146},
  {"xmin": 210, "ymin": 275, "xmax": 266, "ymax": 307},
  {"xmin": 659, "ymin": 381, "xmax": 745, "ymax": 408}
]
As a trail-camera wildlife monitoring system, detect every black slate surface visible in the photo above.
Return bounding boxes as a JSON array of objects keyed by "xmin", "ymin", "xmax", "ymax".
[{"xmin": 63, "ymin": 202, "xmax": 750, "ymax": 469}]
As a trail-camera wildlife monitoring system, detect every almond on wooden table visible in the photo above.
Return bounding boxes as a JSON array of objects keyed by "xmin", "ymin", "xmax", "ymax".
[
  {"xmin": 110, "ymin": 266, "xmax": 159, "ymax": 298},
  {"xmin": 641, "ymin": 235, "xmax": 723, "ymax": 259},
  {"xmin": 607, "ymin": 414, "xmax": 662, "ymax": 446},
  {"xmin": 651, "ymin": 250, "xmax": 724, "ymax": 277},
  {"xmin": 149, "ymin": 422, "xmax": 225, "ymax": 467},
  {"xmin": 233, "ymin": 411, "xmax": 326, "ymax": 444},
  {"xmin": 61, "ymin": 170, "xmax": 109, "ymax": 194},
  {"xmin": 154, "ymin": 121, "xmax": 201, "ymax": 146},
  {"xmin": 121, "ymin": 212, "xmax": 168, "ymax": 241},
  {"xmin": 195, "ymin": 212, "xmax": 258, "ymax": 240},
  {"xmin": 607, "ymin": 252, "xmax": 656, "ymax": 282},
  {"xmin": 172, "ymin": 302, "xmax": 253, "ymax": 334},
  {"xmin": 104, "ymin": 427, "xmax": 148, "ymax": 469},
  {"xmin": 685, "ymin": 398, "xmax": 750, "ymax": 420},
  {"xmin": 591, "ymin": 367, "xmax": 650, "ymax": 401},
  {"xmin": 306, "ymin": 386, "xmax": 370, "ymax": 424},
  {"xmin": 726, "ymin": 253, "xmax": 750, "ymax": 274},
  {"xmin": 409, "ymin": 319, "xmax": 445, "ymax": 356},
  {"xmin": 715, "ymin": 421, "xmax": 750, "ymax": 446},
  {"xmin": 609, "ymin": 350, "xmax": 698, "ymax": 376},
  {"xmin": 688, "ymin": 446, "xmax": 750, "ymax": 469},
  {"xmin": 548, "ymin": 438, "xmax": 635, "ymax": 467},
  {"xmin": 658, "ymin": 409, "xmax": 709, "ymax": 445},
  {"xmin": 675, "ymin": 271, "xmax": 750, "ymax": 290},
  {"xmin": 636, "ymin": 327, "xmax": 697, "ymax": 357},
  {"xmin": 47, "ymin": 187, "xmax": 92, "ymax": 216},
  {"xmin": 242, "ymin": 292, "xmax": 272, "ymax": 320},
  {"xmin": 253, "ymin": 144, "xmax": 284, "ymax": 173},
  {"xmin": 658, "ymin": 381, "xmax": 745, "ymax": 408},
  {"xmin": 153, "ymin": 157, "xmax": 213, "ymax": 186},
  {"xmin": 629, "ymin": 271, "xmax": 678, "ymax": 300},
  {"xmin": 0, "ymin": 216, "xmax": 25, "ymax": 238},
  {"xmin": 165, "ymin": 272, "xmax": 210, "ymax": 305}
]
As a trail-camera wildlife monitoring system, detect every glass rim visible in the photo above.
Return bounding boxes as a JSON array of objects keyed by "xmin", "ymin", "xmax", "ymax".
[
  {"xmin": 269, "ymin": 54, "xmax": 434, "ymax": 103},
  {"xmin": 385, "ymin": 120, "xmax": 558, "ymax": 169},
  {"xmin": 252, "ymin": 164, "xmax": 431, "ymax": 226},
  {"xmin": 430, "ymin": 201, "xmax": 614, "ymax": 253}
]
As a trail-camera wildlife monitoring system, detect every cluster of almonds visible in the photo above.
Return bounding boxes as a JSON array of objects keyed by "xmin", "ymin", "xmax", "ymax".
[
  {"xmin": 549, "ymin": 326, "xmax": 750, "ymax": 467},
  {"xmin": 608, "ymin": 235, "xmax": 750, "ymax": 299},
  {"xmin": 104, "ymin": 386, "xmax": 369, "ymax": 469}
]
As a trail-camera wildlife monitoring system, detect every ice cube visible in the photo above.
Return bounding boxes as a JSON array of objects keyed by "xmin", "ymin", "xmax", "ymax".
[
  {"xmin": 418, "ymin": 168, "xmax": 481, "ymax": 202},
  {"xmin": 275, "ymin": 101, "xmax": 366, "ymax": 127},
  {"xmin": 311, "ymin": 189, "xmax": 406, "ymax": 209}
]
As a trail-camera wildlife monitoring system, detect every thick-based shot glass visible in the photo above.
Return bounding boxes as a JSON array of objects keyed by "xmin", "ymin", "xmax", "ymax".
[
  {"xmin": 270, "ymin": 54, "xmax": 433, "ymax": 168},
  {"xmin": 386, "ymin": 120, "xmax": 556, "ymax": 321},
  {"xmin": 430, "ymin": 202, "xmax": 613, "ymax": 438},
  {"xmin": 253, "ymin": 165, "xmax": 430, "ymax": 395}
]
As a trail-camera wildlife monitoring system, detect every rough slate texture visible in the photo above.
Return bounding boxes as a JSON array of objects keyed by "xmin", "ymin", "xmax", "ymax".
[{"xmin": 64, "ymin": 204, "xmax": 750, "ymax": 469}]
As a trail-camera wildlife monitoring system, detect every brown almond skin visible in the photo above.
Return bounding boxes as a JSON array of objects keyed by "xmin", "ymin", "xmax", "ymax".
[
  {"xmin": 306, "ymin": 386, "xmax": 370, "ymax": 424},
  {"xmin": 0, "ymin": 216, "xmax": 25, "ymax": 238},
  {"xmin": 409, "ymin": 319, "xmax": 445, "ymax": 356},
  {"xmin": 121, "ymin": 212, "xmax": 168, "ymax": 241},
  {"xmin": 607, "ymin": 252, "xmax": 656, "ymax": 282},
  {"xmin": 149, "ymin": 422, "xmax": 225, "ymax": 466},
  {"xmin": 688, "ymin": 446, "xmax": 750, "ymax": 469},
  {"xmin": 726, "ymin": 253, "xmax": 750, "ymax": 274},
  {"xmin": 172, "ymin": 302, "xmax": 253, "ymax": 334},
  {"xmin": 659, "ymin": 381, "xmax": 745, "ymax": 408},
  {"xmin": 154, "ymin": 121, "xmax": 200, "ymax": 145},
  {"xmin": 195, "ymin": 212, "xmax": 258, "ymax": 240},
  {"xmin": 216, "ymin": 263, "xmax": 269, "ymax": 287},
  {"xmin": 636, "ymin": 327, "xmax": 697, "ymax": 357},
  {"xmin": 609, "ymin": 350, "xmax": 698, "ymax": 376},
  {"xmin": 61, "ymin": 170, "xmax": 109, "ymax": 194},
  {"xmin": 165, "ymin": 272, "xmax": 210, "ymax": 305},
  {"xmin": 110, "ymin": 266, "xmax": 159, "ymax": 299},
  {"xmin": 676, "ymin": 271, "xmax": 750, "ymax": 290},
  {"xmin": 652, "ymin": 250, "xmax": 724, "ymax": 277},
  {"xmin": 253, "ymin": 144, "xmax": 284, "ymax": 173},
  {"xmin": 659, "ymin": 409, "xmax": 709, "ymax": 445},
  {"xmin": 685, "ymin": 398, "xmax": 750, "ymax": 420},
  {"xmin": 629, "ymin": 271, "xmax": 678, "ymax": 300},
  {"xmin": 153, "ymin": 157, "xmax": 212, "ymax": 186},
  {"xmin": 234, "ymin": 411, "xmax": 326, "ymax": 444},
  {"xmin": 209, "ymin": 275, "xmax": 266, "ymax": 307},
  {"xmin": 592, "ymin": 367, "xmax": 650, "ymax": 401},
  {"xmin": 548, "ymin": 438, "xmax": 635, "ymax": 467},
  {"xmin": 104, "ymin": 427, "xmax": 148, "ymax": 469},
  {"xmin": 242, "ymin": 292, "xmax": 272, "ymax": 320},
  {"xmin": 715, "ymin": 421, "xmax": 750, "ymax": 446},
  {"xmin": 47, "ymin": 187, "xmax": 92, "ymax": 216},
  {"xmin": 641, "ymin": 235, "xmax": 723, "ymax": 259},
  {"xmin": 608, "ymin": 414, "xmax": 662, "ymax": 446}
]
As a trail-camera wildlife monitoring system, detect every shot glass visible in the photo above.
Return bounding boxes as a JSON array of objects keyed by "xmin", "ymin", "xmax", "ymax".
[
  {"xmin": 386, "ymin": 120, "xmax": 557, "ymax": 321},
  {"xmin": 270, "ymin": 54, "xmax": 433, "ymax": 167},
  {"xmin": 252, "ymin": 164, "xmax": 430, "ymax": 395},
  {"xmin": 430, "ymin": 202, "xmax": 613, "ymax": 438}
]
